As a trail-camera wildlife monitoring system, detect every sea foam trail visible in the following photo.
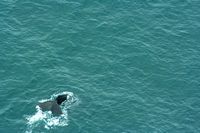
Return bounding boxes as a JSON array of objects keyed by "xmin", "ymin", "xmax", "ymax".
[{"xmin": 25, "ymin": 91, "xmax": 78, "ymax": 132}]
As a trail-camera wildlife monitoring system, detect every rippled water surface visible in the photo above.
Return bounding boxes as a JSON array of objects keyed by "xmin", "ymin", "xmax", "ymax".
[{"xmin": 0, "ymin": 0, "xmax": 200, "ymax": 132}]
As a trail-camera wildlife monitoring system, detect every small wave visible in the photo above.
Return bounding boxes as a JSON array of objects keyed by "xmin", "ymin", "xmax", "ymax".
[{"xmin": 25, "ymin": 91, "xmax": 79, "ymax": 132}]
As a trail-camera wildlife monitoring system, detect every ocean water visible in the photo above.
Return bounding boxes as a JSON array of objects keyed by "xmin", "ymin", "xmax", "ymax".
[{"xmin": 0, "ymin": 0, "xmax": 200, "ymax": 132}]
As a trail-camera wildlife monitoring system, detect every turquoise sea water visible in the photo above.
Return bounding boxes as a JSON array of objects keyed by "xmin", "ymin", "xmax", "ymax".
[{"xmin": 0, "ymin": 0, "xmax": 200, "ymax": 132}]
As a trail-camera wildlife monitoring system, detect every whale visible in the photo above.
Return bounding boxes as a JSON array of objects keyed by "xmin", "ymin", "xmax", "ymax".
[{"xmin": 38, "ymin": 94, "xmax": 68, "ymax": 115}]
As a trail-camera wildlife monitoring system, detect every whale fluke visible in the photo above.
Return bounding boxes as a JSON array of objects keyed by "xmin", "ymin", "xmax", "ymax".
[
  {"xmin": 38, "ymin": 94, "xmax": 67, "ymax": 115},
  {"xmin": 38, "ymin": 101, "xmax": 54, "ymax": 111},
  {"xmin": 51, "ymin": 101, "xmax": 62, "ymax": 114}
]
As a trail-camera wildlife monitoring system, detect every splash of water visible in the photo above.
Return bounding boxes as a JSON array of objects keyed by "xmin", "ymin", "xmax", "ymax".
[{"xmin": 25, "ymin": 91, "xmax": 78, "ymax": 132}]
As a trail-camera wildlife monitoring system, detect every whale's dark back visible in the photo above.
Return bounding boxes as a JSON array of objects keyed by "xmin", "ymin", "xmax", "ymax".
[{"xmin": 56, "ymin": 94, "xmax": 67, "ymax": 105}]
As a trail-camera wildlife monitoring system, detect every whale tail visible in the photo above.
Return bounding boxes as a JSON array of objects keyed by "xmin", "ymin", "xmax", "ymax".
[
  {"xmin": 38, "ymin": 100, "xmax": 62, "ymax": 115},
  {"xmin": 38, "ymin": 94, "xmax": 68, "ymax": 115}
]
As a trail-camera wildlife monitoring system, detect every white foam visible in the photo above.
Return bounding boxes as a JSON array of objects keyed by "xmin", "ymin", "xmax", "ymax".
[{"xmin": 27, "ymin": 106, "xmax": 47, "ymax": 125}]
